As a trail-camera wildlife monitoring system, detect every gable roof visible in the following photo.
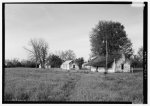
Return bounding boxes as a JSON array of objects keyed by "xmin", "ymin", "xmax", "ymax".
[
  {"xmin": 86, "ymin": 54, "xmax": 122, "ymax": 67},
  {"xmin": 62, "ymin": 60, "xmax": 73, "ymax": 65}
]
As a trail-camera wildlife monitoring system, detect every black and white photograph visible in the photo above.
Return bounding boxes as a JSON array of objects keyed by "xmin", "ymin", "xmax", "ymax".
[{"xmin": 2, "ymin": 1, "xmax": 147, "ymax": 104}]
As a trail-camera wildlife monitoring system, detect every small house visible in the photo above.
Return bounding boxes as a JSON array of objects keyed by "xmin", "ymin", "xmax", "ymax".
[
  {"xmin": 61, "ymin": 60, "xmax": 79, "ymax": 70},
  {"xmin": 82, "ymin": 62, "xmax": 91, "ymax": 69},
  {"xmin": 39, "ymin": 62, "xmax": 51, "ymax": 69},
  {"xmin": 85, "ymin": 54, "xmax": 131, "ymax": 73}
]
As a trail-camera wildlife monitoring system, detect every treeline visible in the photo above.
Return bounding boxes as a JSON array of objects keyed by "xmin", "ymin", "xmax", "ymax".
[
  {"xmin": 130, "ymin": 47, "xmax": 143, "ymax": 68},
  {"xmin": 5, "ymin": 55, "xmax": 84, "ymax": 69},
  {"xmin": 5, "ymin": 59, "xmax": 38, "ymax": 68}
]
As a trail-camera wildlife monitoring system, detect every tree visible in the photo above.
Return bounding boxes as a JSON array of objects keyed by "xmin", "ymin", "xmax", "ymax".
[
  {"xmin": 137, "ymin": 46, "xmax": 143, "ymax": 62},
  {"xmin": 21, "ymin": 60, "xmax": 37, "ymax": 68},
  {"xmin": 5, "ymin": 59, "xmax": 13, "ymax": 68},
  {"xmin": 12, "ymin": 58, "xmax": 22, "ymax": 67},
  {"xmin": 90, "ymin": 20, "xmax": 133, "ymax": 59},
  {"xmin": 131, "ymin": 47, "xmax": 143, "ymax": 68},
  {"xmin": 75, "ymin": 57, "xmax": 84, "ymax": 69},
  {"xmin": 131, "ymin": 55, "xmax": 143, "ymax": 68},
  {"xmin": 55, "ymin": 50, "xmax": 76, "ymax": 61},
  {"xmin": 47, "ymin": 54, "xmax": 62, "ymax": 68},
  {"xmin": 5, "ymin": 59, "xmax": 22, "ymax": 67},
  {"xmin": 24, "ymin": 38, "xmax": 49, "ymax": 68}
]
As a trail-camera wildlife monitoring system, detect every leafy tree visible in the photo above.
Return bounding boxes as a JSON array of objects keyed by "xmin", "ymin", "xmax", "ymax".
[
  {"xmin": 137, "ymin": 46, "xmax": 143, "ymax": 62},
  {"xmin": 12, "ymin": 58, "xmax": 22, "ymax": 67},
  {"xmin": 47, "ymin": 54, "xmax": 62, "ymax": 68},
  {"xmin": 90, "ymin": 20, "xmax": 133, "ymax": 59},
  {"xmin": 5, "ymin": 59, "xmax": 22, "ymax": 67},
  {"xmin": 5, "ymin": 59, "xmax": 13, "ymax": 67},
  {"xmin": 55, "ymin": 50, "xmax": 76, "ymax": 61},
  {"xmin": 131, "ymin": 47, "xmax": 143, "ymax": 68},
  {"xmin": 24, "ymin": 38, "xmax": 49, "ymax": 68},
  {"xmin": 75, "ymin": 57, "xmax": 84, "ymax": 69},
  {"xmin": 21, "ymin": 60, "xmax": 37, "ymax": 68},
  {"xmin": 131, "ymin": 55, "xmax": 143, "ymax": 68}
]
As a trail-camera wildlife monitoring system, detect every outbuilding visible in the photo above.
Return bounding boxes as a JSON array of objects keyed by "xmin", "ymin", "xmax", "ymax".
[
  {"xmin": 61, "ymin": 60, "xmax": 79, "ymax": 70},
  {"xmin": 85, "ymin": 54, "xmax": 131, "ymax": 73}
]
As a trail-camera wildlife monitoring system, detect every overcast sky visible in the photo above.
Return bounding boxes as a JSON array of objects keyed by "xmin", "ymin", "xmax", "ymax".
[{"xmin": 5, "ymin": 4, "xmax": 143, "ymax": 61}]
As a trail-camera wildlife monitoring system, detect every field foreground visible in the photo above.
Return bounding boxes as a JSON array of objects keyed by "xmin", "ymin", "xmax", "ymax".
[{"xmin": 4, "ymin": 68, "xmax": 143, "ymax": 103}]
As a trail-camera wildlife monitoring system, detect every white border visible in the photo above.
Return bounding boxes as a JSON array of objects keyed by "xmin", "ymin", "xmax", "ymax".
[{"xmin": 0, "ymin": 0, "xmax": 149, "ymax": 105}]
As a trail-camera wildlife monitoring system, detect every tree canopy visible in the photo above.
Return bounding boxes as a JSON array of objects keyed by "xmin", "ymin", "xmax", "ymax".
[
  {"xmin": 137, "ymin": 46, "xmax": 143, "ymax": 62},
  {"xmin": 90, "ymin": 20, "xmax": 133, "ymax": 59},
  {"xmin": 75, "ymin": 57, "xmax": 84, "ymax": 69},
  {"xmin": 47, "ymin": 54, "xmax": 63, "ymax": 68}
]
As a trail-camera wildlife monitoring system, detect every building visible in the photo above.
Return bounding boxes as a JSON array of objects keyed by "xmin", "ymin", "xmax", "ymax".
[
  {"xmin": 85, "ymin": 54, "xmax": 131, "ymax": 73},
  {"xmin": 61, "ymin": 60, "xmax": 79, "ymax": 70},
  {"xmin": 82, "ymin": 62, "xmax": 91, "ymax": 69},
  {"xmin": 39, "ymin": 62, "xmax": 51, "ymax": 69}
]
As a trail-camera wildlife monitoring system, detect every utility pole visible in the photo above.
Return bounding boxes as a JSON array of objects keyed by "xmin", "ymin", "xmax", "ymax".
[
  {"xmin": 104, "ymin": 33, "xmax": 108, "ymax": 75},
  {"xmin": 105, "ymin": 40, "xmax": 108, "ymax": 74},
  {"xmin": 104, "ymin": 39, "xmax": 108, "ymax": 74}
]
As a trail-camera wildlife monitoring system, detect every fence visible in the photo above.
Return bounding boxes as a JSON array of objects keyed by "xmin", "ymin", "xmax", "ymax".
[{"xmin": 130, "ymin": 68, "xmax": 143, "ymax": 73}]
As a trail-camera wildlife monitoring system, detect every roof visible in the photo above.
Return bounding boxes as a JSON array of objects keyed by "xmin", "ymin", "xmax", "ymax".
[
  {"xmin": 86, "ymin": 54, "xmax": 122, "ymax": 67},
  {"xmin": 82, "ymin": 62, "xmax": 89, "ymax": 66},
  {"xmin": 62, "ymin": 60, "xmax": 73, "ymax": 65}
]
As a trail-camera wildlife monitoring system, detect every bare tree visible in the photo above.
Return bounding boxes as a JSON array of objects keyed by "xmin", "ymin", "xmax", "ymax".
[
  {"xmin": 55, "ymin": 50, "xmax": 76, "ymax": 61},
  {"xmin": 24, "ymin": 38, "xmax": 49, "ymax": 68}
]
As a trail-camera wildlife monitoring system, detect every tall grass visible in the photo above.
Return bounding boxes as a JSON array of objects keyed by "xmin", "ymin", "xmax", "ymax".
[
  {"xmin": 69, "ymin": 72, "xmax": 143, "ymax": 103},
  {"xmin": 4, "ymin": 68, "xmax": 81, "ymax": 101},
  {"xmin": 4, "ymin": 68, "xmax": 143, "ymax": 103}
]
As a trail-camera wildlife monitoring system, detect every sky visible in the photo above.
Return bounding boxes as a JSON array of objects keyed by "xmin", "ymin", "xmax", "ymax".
[{"xmin": 5, "ymin": 3, "xmax": 143, "ymax": 61}]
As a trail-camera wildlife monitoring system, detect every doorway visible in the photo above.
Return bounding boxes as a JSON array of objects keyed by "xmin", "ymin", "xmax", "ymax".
[
  {"xmin": 121, "ymin": 64, "xmax": 124, "ymax": 70},
  {"xmin": 73, "ymin": 65, "xmax": 75, "ymax": 68}
]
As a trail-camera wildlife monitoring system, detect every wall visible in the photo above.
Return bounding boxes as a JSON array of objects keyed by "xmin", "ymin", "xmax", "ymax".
[
  {"xmin": 123, "ymin": 62, "xmax": 131, "ymax": 72},
  {"xmin": 61, "ymin": 64, "xmax": 69, "ymax": 70},
  {"xmin": 115, "ymin": 55, "xmax": 131, "ymax": 72},
  {"xmin": 45, "ymin": 65, "xmax": 51, "ymax": 69},
  {"xmin": 70, "ymin": 63, "xmax": 79, "ymax": 70},
  {"xmin": 108, "ymin": 61, "xmax": 116, "ymax": 73},
  {"xmin": 98, "ymin": 67, "xmax": 105, "ymax": 72},
  {"xmin": 91, "ymin": 66, "xmax": 97, "ymax": 72},
  {"xmin": 115, "ymin": 55, "xmax": 125, "ymax": 72},
  {"xmin": 90, "ymin": 67, "xmax": 105, "ymax": 72},
  {"xmin": 82, "ymin": 64, "xmax": 91, "ymax": 69}
]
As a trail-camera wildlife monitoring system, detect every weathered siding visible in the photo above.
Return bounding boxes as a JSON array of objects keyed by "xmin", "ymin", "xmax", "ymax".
[
  {"xmin": 90, "ymin": 67, "xmax": 105, "ymax": 72},
  {"xmin": 123, "ymin": 62, "xmax": 131, "ymax": 72},
  {"xmin": 115, "ymin": 55, "xmax": 125, "ymax": 72},
  {"xmin": 61, "ymin": 61, "xmax": 79, "ymax": 70},
  {"xmin": 98, "ymin": 67, "xmax": 105, "ymax": 72},
  {"xmin": 115, "ymin": 55, "xmax": 130, "ymax": 72},
  {"xmin": 89, "ymin": 54, "xmax": 131, "ymax": 73},
  {"xmin": 108, "ymin": 61, "xmax": 116, "ymax": 73},
  {"xmin": 70, "ymin": 63, "xmax": 79, "ymax": 70},
  {"xmin": 61, "ymin": 64, "xmax": 69, "ymax": 70}
]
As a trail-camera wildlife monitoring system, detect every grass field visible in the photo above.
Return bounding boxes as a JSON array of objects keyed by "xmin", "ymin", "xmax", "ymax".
[{"xmin": 4, "ymin": 68, "xmax": 143, "ymax": 103}]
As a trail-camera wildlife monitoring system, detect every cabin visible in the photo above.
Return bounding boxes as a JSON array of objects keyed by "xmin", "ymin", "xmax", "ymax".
[
  {"xmin": 82, "ymin": 62, "xmax": 91, "ymax": 69},
  {"xmin": 61, "ymin": 60, "xmax": 79, "ymax": 70},
  {"xmin": 85, "ymin": 54, "xmax": 131, "ymax": 73}
]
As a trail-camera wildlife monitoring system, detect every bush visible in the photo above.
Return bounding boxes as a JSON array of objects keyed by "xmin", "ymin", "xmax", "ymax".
[{"xmin": 5, "ymin": 59, "xmax": 37, "ymax": 68}]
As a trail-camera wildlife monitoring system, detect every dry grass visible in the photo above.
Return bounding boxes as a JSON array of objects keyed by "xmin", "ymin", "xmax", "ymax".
[{"xmin": 4, "ymin": 68, "xmax": 143, "ymax": 103}]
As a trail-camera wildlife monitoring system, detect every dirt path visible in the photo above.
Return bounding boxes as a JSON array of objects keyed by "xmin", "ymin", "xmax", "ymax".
[
  {"xmin": 68, "ymin": 73, "xmax": 103, "ymax": 101},
  {"xmin": 62, "ymin": 72, "xmax": 82, "ymax": 101}
]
